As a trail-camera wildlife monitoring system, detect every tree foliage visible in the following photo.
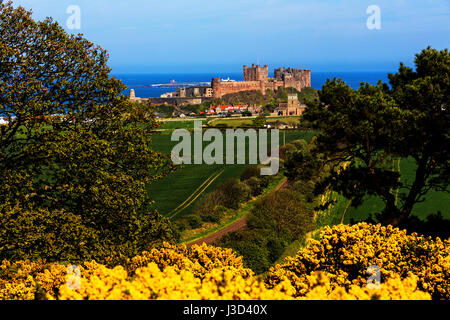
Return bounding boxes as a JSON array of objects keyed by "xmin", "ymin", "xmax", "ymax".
[
  {"xmin": 300, "ymin": 47, "xmax": 449, "ymax": 225},
  {"xmin": 0, "ymin": 2, "xmax": 175, "ymax": 263}
]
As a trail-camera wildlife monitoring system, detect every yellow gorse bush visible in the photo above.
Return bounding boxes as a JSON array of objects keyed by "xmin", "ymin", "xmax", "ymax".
[
  {"xmin": 0, "ymin": 223, "xmax": 447, "ymax": 300},
  {"xmin": 127, "ymin": 242, "xmax": 253, "ymax": 279},
  {"xmin": 300, "ymin": 271, "xmax": 431, "ymax": 300},
  {"xmin": 266, "ymin": 222, "xmax": 449, "ymax": 299},
  {"xmin": 57, "ymin": 263, "xmax": 294, "ymax": 300}
]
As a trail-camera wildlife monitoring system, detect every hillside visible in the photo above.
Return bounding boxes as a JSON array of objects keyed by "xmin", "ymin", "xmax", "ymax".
[{"xmin": 213, "ymin": 87, "xmax": 319, "ymax": 109}]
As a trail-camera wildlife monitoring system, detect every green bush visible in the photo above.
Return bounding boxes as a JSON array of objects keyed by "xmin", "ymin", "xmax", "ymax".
[
  {"xmin": 217, "ymin": 230, "xmax": 271, "ymax": 274},
  {"xmin": 201, "ymin": 206, "xmax": 229, "ymax": 223},
  {"xmin": 247, "ymin": 189, "xmax": 314, "ymax": 242},
  {"xmin": 184, "ymin": 215, "xmax": 203, "ymax": 229},
  {"xmin": 245, "ymin": 176, "xmax": 265, "ymax": 197},
  {"xmin": 218, "ymin": 179, "xmax": 251, "ymax": 209},
  {"xmin": 240, "ymin": 165, "xmax": 260, "ymax": 181},
  {"xmin": 194, "ymin": 192, "xmax": 226, "ymax": 216},
  {"xmin": 266, "ymin": 237, "xmax": 288, "ymax": 264}
]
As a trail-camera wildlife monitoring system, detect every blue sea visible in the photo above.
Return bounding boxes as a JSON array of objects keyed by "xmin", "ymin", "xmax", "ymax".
[{"xmin": 115, "ymin": 71, "xmax": 392, "ymax": 98}]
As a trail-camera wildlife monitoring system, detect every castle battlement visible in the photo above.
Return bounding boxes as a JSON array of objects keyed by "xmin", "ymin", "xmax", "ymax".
[{"xmin": 213, "ymin": 64, "xmax": 311, "ymax": 98}]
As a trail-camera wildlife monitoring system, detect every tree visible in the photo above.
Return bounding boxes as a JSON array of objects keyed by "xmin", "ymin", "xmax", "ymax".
[
  {"xmin": 301, "ymin": 47, "xmax": 449, "ymax": 225},
  {"xmin": 284, "ymin": 138, "xmax": 325, "ymax": 183},
  {"xmin": 247, "ymin": 189, "xmax": 314, "ymax": 241},
  {"xmin": 0, "ymin": 2, "xmax": 175, "ymax": 263},
  {"xmin": 218, "ymin": 179, "xmax": 251, "ymax": 209},
  {"xmin": 252, "ymin": 114, "xmax": 266, "ymax": 127}
]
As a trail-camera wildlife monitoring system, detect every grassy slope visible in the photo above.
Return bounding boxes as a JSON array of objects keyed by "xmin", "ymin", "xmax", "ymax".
[{"xmin": 150, "ymin": 126, "xmax": 448, "ymax": 223}]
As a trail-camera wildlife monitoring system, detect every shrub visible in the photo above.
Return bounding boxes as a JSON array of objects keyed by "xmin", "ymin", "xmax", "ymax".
[
  {"xmin": 0, "ymin": 3, "xmax": 175, "ymax": 264},
  {"xmin": 0, "ymin": 205, "xmax": 97, "ymax": 264},
  {"xmin": 0, "ymin": 233, "xmax": 440, "ymax": 300},
  {"xmin": 279, "ymin": 144, "xmax": 297, "ymax": 161},
  {"xmin": 218, "ymin": 179, "xmax": 251, "ymax": 209},
  {"xmin": 266, "ymin": 223, "xmax": 450, "ymax": 300},
  {"xmin": 201, "ymin": 206, "xmax": 229, "ymax": 223},
  {"xmin": 267, "ymin": 237, "xmax": 288, "ymax": 264},
  {"xmin": 248, "ymin": 189, "xmax": 314, "ymax": 241},
  {"xmin": 184, "ymin": 215, "xmax": 203, "ymax": 229},
  {"xmin": 244, "ymin": 177, "xmax": 265, "ymax": 197},
  {"xmin": 217, "ymin": 231, "xmax": 271, "ymax": 274},
  {"xmin": 240, "ymin": 165, "xmax": 260, "ymax": 181}
]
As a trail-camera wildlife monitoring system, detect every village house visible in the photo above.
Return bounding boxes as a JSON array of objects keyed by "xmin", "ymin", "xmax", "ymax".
[{"xmin": 205, "ymin": 104, "xmax": 258, "ymax": 116}]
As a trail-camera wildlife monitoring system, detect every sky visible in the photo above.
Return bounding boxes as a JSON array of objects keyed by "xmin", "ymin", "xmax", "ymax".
[{"xmin": 10, "ymin": 0, "xmax": 450, "ymax": 73}]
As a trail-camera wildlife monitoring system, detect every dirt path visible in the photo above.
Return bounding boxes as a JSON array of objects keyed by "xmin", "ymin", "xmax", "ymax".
[
  {"xmin": 186, "ymin": 218, "xmax": 248, "ymax": 248},
  {"xmin": 186, "ymin": 177, "xmax": 288, "ymax": 248}
]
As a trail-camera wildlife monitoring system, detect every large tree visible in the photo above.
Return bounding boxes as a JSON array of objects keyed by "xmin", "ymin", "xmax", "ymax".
[
  {"xmin": 0, "ymin": 2, "xmax": 174, "ymax": 263},
  {"xmin": 298, "ymin": 47, "xmax": 449, "ymax": 226}
]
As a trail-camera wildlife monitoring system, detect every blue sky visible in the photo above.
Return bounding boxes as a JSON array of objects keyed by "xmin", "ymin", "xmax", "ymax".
[{"xmin": 11, "ymin": 0, "xmax": 450, "ymax": 73}]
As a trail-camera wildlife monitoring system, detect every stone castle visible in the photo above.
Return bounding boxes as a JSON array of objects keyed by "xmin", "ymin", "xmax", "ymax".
[
  {"xmin": 130, "ymin": 64, "xmax": 311, "ymax": 106},
  {"xmin": 211, "ymin": 64, "xmax": 311, "ymax": 98},
  {"xmin": 273, "ymin": 94, "xmax": 305, "ymax": 116}
]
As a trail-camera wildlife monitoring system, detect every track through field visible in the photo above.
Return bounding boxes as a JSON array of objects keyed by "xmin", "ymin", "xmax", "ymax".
[{"xmin": 168, "ymin": 169, "xmax": 224, "ymax": 219}]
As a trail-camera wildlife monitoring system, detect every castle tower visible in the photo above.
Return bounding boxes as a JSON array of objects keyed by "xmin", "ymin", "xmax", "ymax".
[
  {"xmin": 243, "ymin": 65, "xmax": 249, "ymax": 81},
  {"xmin": 243, "ymin": 64, "xmax": 268, "ymax": 82},
  {"xmin": 130, "ymin": 89, "xmax": 136, "ymax": 100},
  {"xmin": 287, "ymin": 94, "xmax": 299, "ymax": 115},
  {"xmin": 211, "ymin": 78, "xmax": 221, "ymax": 98}
]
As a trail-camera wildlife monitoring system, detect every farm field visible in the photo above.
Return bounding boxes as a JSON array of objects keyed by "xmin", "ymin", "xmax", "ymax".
[
  {"xmin": 211, "ymin": 116, "xmax": 301, "ymax": 128},
  {"xmin": 157, "ymin": 116, "xmax": 302, "ymax": 130},
  {"xmin": 147, "ymin": 130, "xmax": 317, "ymax": 219},
  {"xmin": 149, "ymin": 126, "xmax": 449, "ymax": 223},
  {"xmin": 158, "ymin": 120, "xmax": 198, "ymax": 130}
]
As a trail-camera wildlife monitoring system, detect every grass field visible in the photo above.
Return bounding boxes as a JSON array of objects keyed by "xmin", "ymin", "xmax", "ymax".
[
  {"xmin": 149, "ymin": 127, "xmax": 449, "ymax": 222},
  {"xmin": 147, "ymin": 130, "xmax": 317, "ymax": 219},
  {"xmin": 211, "ymin": 116, "xmax": 301, "ymax": 128},
  {"xmin": 158, "ymin": 121, "xmax": 198, "ymax": 130}
]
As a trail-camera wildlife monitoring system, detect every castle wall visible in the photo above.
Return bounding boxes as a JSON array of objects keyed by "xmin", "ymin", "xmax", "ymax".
[
  {"xmin": 212, "ymin": 79, "xmax": 266, "ymax": 98},
  {"xmin": 147, "ymin": 97, "xmax": 206, "ymax": 106},
  {"xmin": 213, "ymin": 65, "xmax": 311, "ymax": 99}
]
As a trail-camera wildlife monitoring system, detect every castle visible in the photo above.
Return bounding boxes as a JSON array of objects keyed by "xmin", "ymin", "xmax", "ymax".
[
  {"xmin": 211, "ymin": 64, "xmax": 311, "ymax": 98},
  {"xmin": 130, "ymin": 64, "xmax": 311, "ymax": 107}
]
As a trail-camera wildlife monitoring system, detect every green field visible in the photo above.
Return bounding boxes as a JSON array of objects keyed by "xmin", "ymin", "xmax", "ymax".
[
  {"xmin": 212, "ymin": 116, "xmax": 301, "ymax": 128},
  {"xmin": 149, "ymin": 128, "xmax": 449, "ymax": 222},
  {"xmin": 158, "ymin": 120, "xmax": 199, "ymax": 130},
  {"xmin": 147, "ymin": 130, "xmax": 316, "ymax": 219}
]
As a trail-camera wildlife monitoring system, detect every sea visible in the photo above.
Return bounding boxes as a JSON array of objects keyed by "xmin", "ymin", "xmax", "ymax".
[{"xmin": 115, "ymin": 71, "xmax": 392, "ymax": 98}]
